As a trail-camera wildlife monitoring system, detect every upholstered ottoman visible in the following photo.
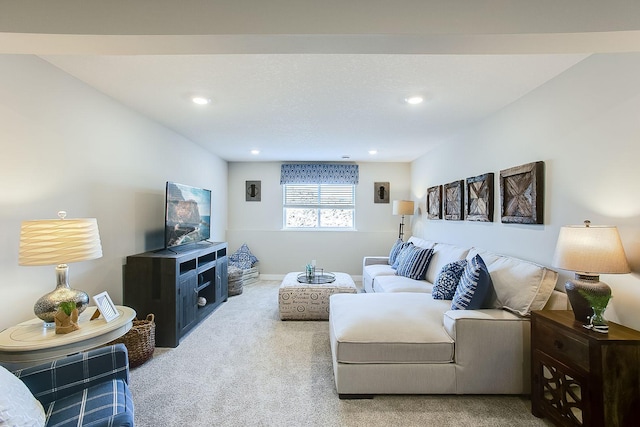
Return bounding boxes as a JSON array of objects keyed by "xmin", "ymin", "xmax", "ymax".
[{"xmin": 279, "ymin": 272, "xmax": 357, "ymax": 320}]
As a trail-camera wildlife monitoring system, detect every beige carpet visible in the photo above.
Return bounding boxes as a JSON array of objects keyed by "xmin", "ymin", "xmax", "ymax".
[{"xmin": 129, "ymin": 280, "xmax": 553, "ymax": 427}]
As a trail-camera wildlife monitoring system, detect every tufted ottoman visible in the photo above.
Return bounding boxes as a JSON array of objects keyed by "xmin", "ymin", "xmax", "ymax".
[{"xmin": 279, "ymin": 272, "xmax": 357, "ymax": 320}]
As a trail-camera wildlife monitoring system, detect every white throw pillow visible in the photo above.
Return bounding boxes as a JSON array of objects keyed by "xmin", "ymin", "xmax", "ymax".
[{"xmin": 0, "ymin": 365, "xmax": 45, "ymax": 427}]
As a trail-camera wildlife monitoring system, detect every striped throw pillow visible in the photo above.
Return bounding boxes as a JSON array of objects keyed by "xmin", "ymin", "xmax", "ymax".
[
  {"xmin": 395, "ymin": 246, "xmax": 435, "ymax": 280},
  {"xmin": 451, "ymin": 255, "xmax": 494, "ymax": 310}
]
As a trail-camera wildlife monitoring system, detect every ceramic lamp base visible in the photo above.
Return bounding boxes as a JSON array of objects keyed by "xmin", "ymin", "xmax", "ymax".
[{"xmin": 565, "ymin": 273, "xmax": 610, "ymax": 324}]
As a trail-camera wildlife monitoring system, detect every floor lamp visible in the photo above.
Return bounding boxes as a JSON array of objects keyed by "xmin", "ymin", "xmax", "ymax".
[{"xmin": 392, "ymin": 200, "xmax": 414, "ymax": 241}]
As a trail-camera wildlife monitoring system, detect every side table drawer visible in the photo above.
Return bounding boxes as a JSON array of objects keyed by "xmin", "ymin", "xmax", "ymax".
[{"xmin": 536, "ymin": 320, "xmax": 589, "ymax": 372}]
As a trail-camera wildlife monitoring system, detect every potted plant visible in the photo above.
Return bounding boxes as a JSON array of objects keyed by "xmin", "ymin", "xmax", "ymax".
[
  {"xmin": 54, "ymin": 301, "xmax": 80, "ymax": 334},
  {"xmin": 579, "ymin": 290, "xmax": 611, "ymax": 333}
]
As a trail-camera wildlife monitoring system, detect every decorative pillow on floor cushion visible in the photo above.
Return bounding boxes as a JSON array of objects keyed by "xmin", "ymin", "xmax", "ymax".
[
  {"xmin": 229, "ymin": 243, "xmax": 259, "ymax": 269},
  {"xmin": 432, "ymin": 259, "xmax": 467, "ymax": 300},
  {"xmin": 391, "ymin": 242, "xmax": 414, "ymax": 269},
  {"xmin": 452, "ymin": 255, "xmax": 494, "ymax": 310},
  {"xmin": 395, "ymin": 246, "xmax": 435, "ymax": 280},
  {"xmin": 388, "ymin": 239, "xmax": 404, "ymax": 265},
  {"xmin": 0, "ymin": 364, "xmax": 45, "ymax": 427}
]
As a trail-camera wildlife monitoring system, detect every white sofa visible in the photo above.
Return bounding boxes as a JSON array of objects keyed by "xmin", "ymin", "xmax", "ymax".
[{"xmin": 329, "ymin": 237, "xmax": 567, "ymax": 398}]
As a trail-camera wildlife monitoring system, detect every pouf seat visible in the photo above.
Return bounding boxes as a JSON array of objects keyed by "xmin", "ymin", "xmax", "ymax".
[{"xmin": 279, "ymin": 272, "xmax": 357, "ymax": 320}]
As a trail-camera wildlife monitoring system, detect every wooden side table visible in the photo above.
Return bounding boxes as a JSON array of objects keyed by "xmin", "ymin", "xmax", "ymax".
[
  {"xmin": 531, "ymin": 310, "xmax": 640, "ymax": 427},
  {"xmin": 0, "ymin": 305, "xmax": 135, "ymax": 370}
]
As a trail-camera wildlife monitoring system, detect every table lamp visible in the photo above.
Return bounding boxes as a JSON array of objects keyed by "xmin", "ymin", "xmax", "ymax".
[
  {"xmin": 392, "ymin": 200, "xmax": 414, "ymax": 240},
  {"xmin": 551, "ymin": 220, "xmax": 629, "ymax": 324},
  {"xmin": 19, "ymin": 211, "xmax": 103, "ymax": 327}
]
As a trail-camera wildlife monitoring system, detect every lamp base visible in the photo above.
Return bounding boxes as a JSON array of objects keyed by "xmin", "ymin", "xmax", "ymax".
[
  {"xmin": 565, "ymin": 274, "xmax": 611, "ymax": 324},
  {"xmin": 34, "ymin": 264, "xmax": 89, "ymax": 324}
]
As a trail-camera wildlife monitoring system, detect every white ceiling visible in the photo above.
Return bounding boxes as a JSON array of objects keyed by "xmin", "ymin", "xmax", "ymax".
[{"xmin": 41, "ymin": 53, "xmax": 588, "ymax": 162}]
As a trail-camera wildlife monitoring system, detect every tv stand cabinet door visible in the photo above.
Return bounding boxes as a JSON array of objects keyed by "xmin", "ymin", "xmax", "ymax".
[{"xmin": 178, "ymin": 271, "xmax": 198, "ymax": 338}]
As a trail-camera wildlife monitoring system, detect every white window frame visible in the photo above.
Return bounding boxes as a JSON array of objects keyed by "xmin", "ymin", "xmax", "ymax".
[{"xmin": 283, "ymin": 183, "xmax": 356, "ymax": 230}]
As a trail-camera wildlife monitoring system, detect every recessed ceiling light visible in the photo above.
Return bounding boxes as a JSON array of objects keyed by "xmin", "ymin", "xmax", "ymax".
[
  {"xmin": 341, "ymin": 155, "xmax": 351, "ymax": 159},
  {"xmin": 192, "ymin": 96, "xmax": 211, "ymax": 105},
  {"xmin": 251, "ymin": 149, "xmax": 260, "ymax": 155},
  {"xmin": 405, "ymin": 96, "xmax": 424, "ymax": 105},
  {"xmin": 369, "ymin": 150, "xmax": 378, "ymax": 155}
]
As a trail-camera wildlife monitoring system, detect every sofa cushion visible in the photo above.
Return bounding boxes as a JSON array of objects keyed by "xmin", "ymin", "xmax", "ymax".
[
  {"xmin": 0, "ymin": 365, "xmax": 45, "ymax": 427},
  {"xmin": 330, "ymin": 293, "xmax": 454, "ymax": 364},
  {"xmin": 467, "ymin": 248, "xmax": 558, "ymax": 316},
  {"xmin": 432, "ymin": 259, "xmax": 467, "ymax": 300},
  {"xmin": 374, "ymin": 274, "xmax": 433, "ymax": 293},
  {"xmin": 407, "ymin": 236, "xmax": 436, "ymax": 250},
  {"xmin": 395, "ymin": 246, "xmax": 434, "ymax": 280},
  {"xmin": 391, "ymin": 242, "xmax": 414, "ymax": 269},
  {"xmin": 425, "ymin": 243, "xmax": 471, "ymax": 284},
  {"xmin": 452, "ymin": 255, "xmax": 494, "ymax": 310}
]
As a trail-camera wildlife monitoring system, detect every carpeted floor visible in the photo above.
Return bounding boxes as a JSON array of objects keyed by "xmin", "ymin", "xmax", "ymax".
[{"xmin": 129, "ymin": 280, "xmax": 553, "ymax": 427}]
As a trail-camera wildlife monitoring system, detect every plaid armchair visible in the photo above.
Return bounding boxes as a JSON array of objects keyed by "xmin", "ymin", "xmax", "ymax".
[{"xmin": 14, "ymin": 344, "xmax": 134, "ymax": 427}]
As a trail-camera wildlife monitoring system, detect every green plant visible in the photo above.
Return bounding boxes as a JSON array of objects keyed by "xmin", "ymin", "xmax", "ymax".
[
  {"xmin": 578, "ymin": 290, "xmax": 611, "ymax": 311},
  {"xmin": 58, "ymin": 301, "xmax": 77, "ymax": 316}
]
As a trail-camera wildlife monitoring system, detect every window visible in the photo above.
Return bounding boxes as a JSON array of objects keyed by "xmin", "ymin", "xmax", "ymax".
[{"xmin": 283, "ymin": 184, "xmax": 355, "ymax": 229}]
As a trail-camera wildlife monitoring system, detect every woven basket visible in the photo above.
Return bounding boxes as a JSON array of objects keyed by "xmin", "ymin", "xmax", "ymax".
[{"xmin": 107, "ymin": 313, "xmax": 155, "ymax": 368}]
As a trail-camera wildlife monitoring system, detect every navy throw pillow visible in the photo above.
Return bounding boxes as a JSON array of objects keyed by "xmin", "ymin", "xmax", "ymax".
[
  {"xmin": 451, "ymin": 255, "xmax": 494, "ymax": 310},
  {"xmin": 432, "ymin": 259, "xmax": 467, "ymax": 300},
  {"xmin": 395, "ymin": 246, "xmax": 435, "ymax": 280}
]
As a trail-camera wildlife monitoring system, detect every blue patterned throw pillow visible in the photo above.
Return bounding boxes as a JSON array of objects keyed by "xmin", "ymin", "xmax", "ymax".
[
  {"xmin": 432, "ymin": 259, "xmax": 467, "ymax": 300},
  {"xmin": 451, "ymin": 255, "xmax": 494, "ymax": 310},
  {"xmin": 395, "ymin": 246, "xmax": 435, "ymax": 280},
  {"xmin": 388, "ymin": 239, "xmax": 404, "ymax": 265},
  {"xmin": 229, "ymin": 243, "xmax": 259, "ymax": 269},
  {"xmin": 392, "ymin": 242, "xmax": 414, "ymax": 269}
]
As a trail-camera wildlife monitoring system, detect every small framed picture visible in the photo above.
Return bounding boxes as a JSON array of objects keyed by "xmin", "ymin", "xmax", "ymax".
[
  {"xmin": 374, "ymin": 182, "xmax": 390, "ymax": 203},
  {"xmin": 92, "ymin": 291, "xmax": 120, "ymax": 322}
]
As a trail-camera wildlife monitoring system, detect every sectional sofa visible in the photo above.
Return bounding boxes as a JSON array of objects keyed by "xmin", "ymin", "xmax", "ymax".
[{"xmin": 329, "ymin": 237, "xmax": 568, "ymax": 398}]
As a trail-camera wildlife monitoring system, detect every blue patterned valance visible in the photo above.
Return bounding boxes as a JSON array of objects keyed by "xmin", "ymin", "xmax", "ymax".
[{"xmin": 280, "ymin": 163, "xmax": 359, "ymax": 185}]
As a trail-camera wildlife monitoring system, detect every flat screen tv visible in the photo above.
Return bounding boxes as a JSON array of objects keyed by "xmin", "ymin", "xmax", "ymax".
[{"xmin": 164, "ymin": 181, "xmax": 211, "ymax": 249}]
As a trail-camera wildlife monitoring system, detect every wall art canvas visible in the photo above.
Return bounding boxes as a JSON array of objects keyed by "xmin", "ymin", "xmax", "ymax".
[
  {"xmin": 374, "ymin": 182, "xmax": 390, "ymax": 203},
  {"xmin": 465, "ymin": 173, "xmax": 494, "ymax": 222},
  {"xmin": 444, "ymin": 180, "xmax": 464, "ymax": 221},
  {"xmin": 246, "ymin": 180, "xmax": 261, "ymax": 201},
  {"xmin": 499, "ymin": 161, "xmax": 544, "ymax": 224},
  {"xmin": 427, "ymin": 185, "xmax": 442, "ymax": 219}
]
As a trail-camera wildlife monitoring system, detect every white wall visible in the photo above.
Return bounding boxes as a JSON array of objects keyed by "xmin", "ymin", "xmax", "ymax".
[
  {"xmin": 0, "ymin": 55, "xmax": 228, "ymax": 330},
  {"xmin": 410, "ymin": 52, "xmax": 640, "ymax": 331},
  {"xmin": 227, "ymin": 162, "xmax": 410, "ymax": 276}
]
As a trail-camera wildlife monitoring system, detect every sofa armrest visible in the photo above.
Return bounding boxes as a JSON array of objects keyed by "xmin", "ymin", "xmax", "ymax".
[
  {"xmin": 443, "ymin": 309, "xmax": 532, "ymax": 394},
  {"xmin": 15, "ymin": 344, "xmax": 130, "ymax": 406},
  {"xmin": 363, "ymin": 256, "xmax": 389, "ymax": 267}
]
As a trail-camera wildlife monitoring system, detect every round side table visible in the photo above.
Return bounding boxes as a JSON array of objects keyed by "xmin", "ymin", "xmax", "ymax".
[{"xmin": 0, "ymin": 305, "xmax": 136, "ymax": 370}]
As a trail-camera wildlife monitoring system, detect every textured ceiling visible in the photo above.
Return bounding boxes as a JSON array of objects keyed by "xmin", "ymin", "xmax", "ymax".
[{"xmin": 42, "ymin": 53, "xmax": 588, "ymax": 162}]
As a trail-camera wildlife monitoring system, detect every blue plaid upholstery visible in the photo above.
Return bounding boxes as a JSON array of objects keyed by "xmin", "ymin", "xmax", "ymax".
[{"xmin": 15, "ymin": 344, "xmax": 134, "ymax": 427}]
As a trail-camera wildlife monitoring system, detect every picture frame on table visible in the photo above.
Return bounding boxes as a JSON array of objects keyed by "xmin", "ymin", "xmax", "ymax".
[{"xmin": 92, "ymin": 291, "xmax": 119, "ymax": 323}]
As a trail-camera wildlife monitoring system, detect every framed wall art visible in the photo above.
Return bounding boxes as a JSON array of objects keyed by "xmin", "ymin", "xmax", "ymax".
[
  {"xmin": 427, "ymin": 185, "xmax": 442, "ymax": 219},
  {"xmin": 374, "ymin": 182, "xmax": 390, "ymax": 203},
  {"xmin": 465, "ymin": 173, "xmax": 494, "ymax": 222},
  {"xmin": 443, "ymin": 180, "xmax": 464, "ymax": 221},
  {"xmin": 499, "ymin": 161, "xmax": 544, "ymax": 224},
  {"xmin": 246, "ymin": 180, "xmax": 261, "ymax": 202}
]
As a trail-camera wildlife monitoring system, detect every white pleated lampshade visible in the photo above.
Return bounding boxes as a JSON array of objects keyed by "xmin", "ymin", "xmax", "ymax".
[
  {"xmin": 19, "ymin": 216, "xmax": 103, "ymax": 266},
  {"xmin": 392, "ymin": 200, "xmax": 414, "ymax": 216},
  {"xmin": 552, "ymin": 223, "xmax": 630, "ymax": 275}
]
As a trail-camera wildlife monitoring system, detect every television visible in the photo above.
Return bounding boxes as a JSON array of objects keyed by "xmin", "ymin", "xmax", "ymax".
[{"xmin": 164, "ymin": 181, "xmax": 211, "ymax": 249}]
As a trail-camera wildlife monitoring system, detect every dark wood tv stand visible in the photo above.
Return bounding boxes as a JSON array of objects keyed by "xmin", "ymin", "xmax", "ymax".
[{"xmin": 124, "ymin": 242, "xmax": 228, "ymax": 347}]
